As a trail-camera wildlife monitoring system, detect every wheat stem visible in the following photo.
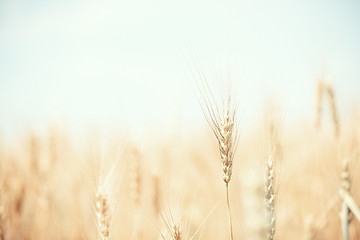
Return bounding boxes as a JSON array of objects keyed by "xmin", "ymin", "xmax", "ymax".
[
  {"xmin": 340, "ymin": 159, "xmax": 351, "ymax": 240},
  {"xmin": 226, "ymin": 183, "xmax": 234, "ymax": 240}
]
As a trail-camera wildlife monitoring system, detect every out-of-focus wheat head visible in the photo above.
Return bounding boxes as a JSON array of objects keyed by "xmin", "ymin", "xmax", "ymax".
[
  {"xmin": 170, "ymin": 224, "xmax": 181, "ymax": 240},
  {"xmin": 96, "ymin": 186, "xmax": 111, "ymax": 240},
  {"xmin": 29, "ymin": 133, "xmax": 39, "ymax": 174},
  {"xmin": 315, "ymin": 78, "xmax": 325, "ymax": 128},
  {"xmin": 340, "ymin": 159, "xmax": 351, "ymax": 196},
  {"xmin": 158, "ymin": 207, "xmax": 183, "ymax": 240},
  {"xmin": 315, "ymin": 78, "xmax": 340, "ymax": 138},
  {"xmin": 151, "ymin": 170, "xmax": 161, "ymax": 217},
  {"xmin": 265, "ymin": 101, "xmax": 283, "ymax": 162},
  {"xmin": 129, "ymin": 147, "xmax": 142, "ymax": 207},
  {"xmin": 325, "ymin": 83, "xmax": 340, "ymax": 138}
]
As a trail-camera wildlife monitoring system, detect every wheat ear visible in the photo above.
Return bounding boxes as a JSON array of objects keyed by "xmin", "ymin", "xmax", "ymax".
[
  {"xmin": 170, "ymin": 224, "xmax": 181, "ymax": 240},
  {"xmin": 151, "ymin": 170, "xmax": 161, "ymax": 217},
  {"xmin": 96, "ymin": 189, "xmax": 110, "ymax": 240},
  {"xmin": 196, "ymin": 81, "xmax": 238, "ymax": 240},
  {"xmin": 130, "ymin": 148, "xmax": 142, "ymax": 207},
  {"xmin": 29, "ymin": 134, "xmax": 39, "ymax": 174},
  {"xmin": 219, "ymin": 112, "xmax": 236, "ymax": 240},
  {"xmin": 325, "ymin": 83, "xmax": 340, "ymax": 138}
]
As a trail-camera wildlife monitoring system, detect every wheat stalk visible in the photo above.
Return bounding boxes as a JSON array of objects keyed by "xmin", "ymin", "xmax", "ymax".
[
  {"xmin": 340, "ymin": 159, "xmax": 351, "ymax": 240},
  {"xmin": 265, "ymin": 153, "xmax": 276, "ymax": 240},
  {"xmin": 339, "ymin": 190, "xmax": 360, "ymax": 222},
  {"xmin": 0, "ymin": 202, "xmax": 5, "ymax": 240},
  {"xmin": 194, "ymin": 71, "xmax": 239, "ymax": 240},
  {"xmin": 265, "ymin": 102, "xmax": 283, "ymax": 164}
]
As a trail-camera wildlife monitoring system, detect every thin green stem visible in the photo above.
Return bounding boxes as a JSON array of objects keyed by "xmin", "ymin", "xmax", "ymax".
[{"xmin": 226, "ymin": 183, "xmax": 234, "ymax": 240}]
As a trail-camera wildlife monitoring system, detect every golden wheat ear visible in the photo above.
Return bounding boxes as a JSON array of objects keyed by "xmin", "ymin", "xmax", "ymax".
[
  {"xmin": 96, "ymin": 188, "xmax": 111, "ymax": 240},
  {"xmin": 191, "ymin": 64, "xmax": 239, "ymax": 240},
  {"xmin": 170, "ymin": 224, "xmax": 182, "ymax": 240},
  {"xmin": 92, "ymin": 147, "xmax": 121, "ymax": 240},
  {"xmin": 191, "ymin": 64, "xmax": 239, "ymax": 185}
]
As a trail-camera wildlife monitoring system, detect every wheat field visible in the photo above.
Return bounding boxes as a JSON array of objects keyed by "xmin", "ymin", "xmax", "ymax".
[
  {"xmin": 1, "ymin": 0, "xmax": 360, "ymax": 239},
  {"xmin": 0, "ymin": 81, "xmax": 359, "ymax": 240}
]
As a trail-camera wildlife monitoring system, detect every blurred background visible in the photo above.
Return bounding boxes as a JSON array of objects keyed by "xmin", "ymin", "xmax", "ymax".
[{"xmin": 1, "ymin": 0, "xmax": 360, "ymax": 140}]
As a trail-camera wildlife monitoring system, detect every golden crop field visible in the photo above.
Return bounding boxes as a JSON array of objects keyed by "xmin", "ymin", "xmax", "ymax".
[
  {"xmin": 0, "ymin": 78, "xmax": 359, "ymax": 240},
  {"xmin": 1, "ymin": 1, "xmax": 360, "ymax": 239}
]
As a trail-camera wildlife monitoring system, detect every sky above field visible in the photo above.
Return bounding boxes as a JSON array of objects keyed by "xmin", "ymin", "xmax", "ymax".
[{"xmin": 0, "ymin": 0, "xmax": 360, "ymax": 139}]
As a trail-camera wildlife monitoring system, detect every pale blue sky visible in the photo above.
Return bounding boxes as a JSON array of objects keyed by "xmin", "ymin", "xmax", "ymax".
[{"xmin": 0, "ymin": 0, "xmax": 360, "ymax": 138}]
